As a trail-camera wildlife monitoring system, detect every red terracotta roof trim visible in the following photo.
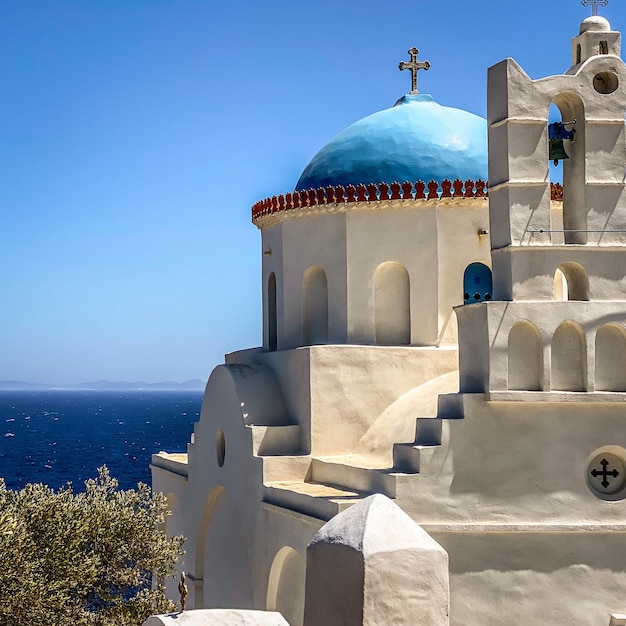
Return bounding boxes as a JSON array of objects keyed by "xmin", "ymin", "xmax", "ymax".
[{"xmin": 252, "ymin": 180, "xmax": 564, "ymax": 221}]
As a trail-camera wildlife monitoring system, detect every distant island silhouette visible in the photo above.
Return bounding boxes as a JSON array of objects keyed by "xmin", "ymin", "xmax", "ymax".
[{"xmin": 0, "ymin": 379, "xmax": 206, "ymax": 391}]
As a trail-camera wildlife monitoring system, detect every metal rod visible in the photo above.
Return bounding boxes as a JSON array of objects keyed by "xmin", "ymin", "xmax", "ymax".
[{"xmin": 528, "ymin": 229, "xmax": 626, "ymax": 233}]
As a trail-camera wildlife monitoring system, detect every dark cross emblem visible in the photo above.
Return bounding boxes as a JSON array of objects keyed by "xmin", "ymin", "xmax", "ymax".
[
  {"xmin": 590, "ymin": 458, "xmax": 619, "ymax": 488},
  {"xmin": 399, "ymin": 47, "xmax": 431, "ymax": 95},
  {"xmin": 581, "ymin": 0, "xmax": 608, "ymax": 16}
]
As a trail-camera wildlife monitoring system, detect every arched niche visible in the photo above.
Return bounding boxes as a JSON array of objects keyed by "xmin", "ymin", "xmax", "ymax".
[
  {"xmin": 374, "ymin": 262, "xmax": 410, "ymax": 345},
  {"xmin": 595, "ymin": 323, "xmax": 626, "ymax": 391},
  {"xmin": 550, "ymin": 92, "xmax": 586, "ymax": 244},
  {"xmin": 266, "ymin": 546, "xmax": 305, "ymax": 626},
  {"xmin": 463, "ymin": 262, "xmax": 492, "ymax": 304},
  {"xmin": 553, "ymin": 262, "xmax": 589, "ymax": 301},
  {"xmin": 302, "ymin": 266, "xmax": 329, "ymax": 345},
  {"xmin": 508, "ymin": 322, "xmax": 543, "ymax": 391},
  {"xmin": 551, "ymin": 321, "xmax": 586, "ymax": 391},
  {"xmin": 268, "ymin": 272, "xmax": 277, "ymax": 351}
]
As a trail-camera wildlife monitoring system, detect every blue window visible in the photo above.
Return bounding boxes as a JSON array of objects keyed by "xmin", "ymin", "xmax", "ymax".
[{"xmin": 463, "ymin": 263, "xmax": 492, "ymax": 304}]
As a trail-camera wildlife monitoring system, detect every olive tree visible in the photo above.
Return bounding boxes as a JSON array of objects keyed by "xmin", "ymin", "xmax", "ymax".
[{"xmin": 0, "ymin": 467, "xmax": 184, "ymax": 626}]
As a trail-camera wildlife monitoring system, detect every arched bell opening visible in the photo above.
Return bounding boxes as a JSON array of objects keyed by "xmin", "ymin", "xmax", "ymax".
[
  {"xmin": 463, "ymin": 262, "xmax": 492, "ymax": 304},
  {"xmin": 548, "ymin": 103, "xmax": 566, "ymax": 244},
  {"xmin": 548, "ymin": 103, "xmax": 564, "ymax": 185},
  {"xmin": 553, "ymin": 262, "xmax": 589, "ymax": 301},
  {"xmin": 550, "ymin": 92, "xmax": 586, "ymax": 244}
]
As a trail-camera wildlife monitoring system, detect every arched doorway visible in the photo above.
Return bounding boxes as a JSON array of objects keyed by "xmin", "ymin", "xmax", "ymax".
[{"xmin": 266, "ymin": 546, "xmax": 305, "ymax": 626}]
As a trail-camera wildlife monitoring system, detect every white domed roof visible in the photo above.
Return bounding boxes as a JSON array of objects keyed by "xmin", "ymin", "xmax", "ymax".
[{"xmin": 580, "ymin": 15, "xmax": 611, "ymax": 33}]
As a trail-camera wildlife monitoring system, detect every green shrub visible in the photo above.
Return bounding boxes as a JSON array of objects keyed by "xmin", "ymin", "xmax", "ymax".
[{"xmin": 0, "ymin": 466, "xmax": 184, "ymax": 626}]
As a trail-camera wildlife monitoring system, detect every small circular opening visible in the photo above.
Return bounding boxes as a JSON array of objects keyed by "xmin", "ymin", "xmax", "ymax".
[
  {"xmin": 216, "ymin": 428, "xmax": 226, "ymax": 467},
  {"xmin": 593, "ymin": 71, "xmax": 619, "ymax": 94},
  {"xmin": 586, "ymin": 446, "xmax": 626, "ymax": 500}
]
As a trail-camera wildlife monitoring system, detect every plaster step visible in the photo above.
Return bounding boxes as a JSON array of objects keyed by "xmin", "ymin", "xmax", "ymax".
[
  {"xmin": 262, "ymin": 455, "xmax": 312, "ymax": 483},
  {"xmin": 263, "ymin": 480, "xmax": 367, "ymax": 520},
  {"xmin": 310, "ymin": 456, "xmax": 397, "ymax": 499},
  {"xmin": 392, "ymin": 443, "xmax": 440, "ymax": 474},
  {"xmin": 437, "ymin": 392, "xmax": 466, "ymax": 419},
  {"xmin": 414, "ymin": 416, "xmax": 443, "ymax": 445},
  {"xmin": 247, "ymin": 424, "xmax": 301, "ymax": 456}
]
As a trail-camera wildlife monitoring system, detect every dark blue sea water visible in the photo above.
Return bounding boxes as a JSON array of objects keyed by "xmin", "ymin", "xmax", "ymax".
[{"xmin": 0, "ymin": 391, "xmax": 201, "ymax": 491}]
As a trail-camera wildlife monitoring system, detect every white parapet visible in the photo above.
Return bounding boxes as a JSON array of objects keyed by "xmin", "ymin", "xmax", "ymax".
[{"xmin": 143, "ymin": 609, "xmax": 290, "ymax": 626}]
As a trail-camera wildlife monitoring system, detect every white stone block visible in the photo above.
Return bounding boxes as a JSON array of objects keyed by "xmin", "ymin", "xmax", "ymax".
[{"xmin": 303, "ymin": 494, "xmax": 449, "ymax": 626}]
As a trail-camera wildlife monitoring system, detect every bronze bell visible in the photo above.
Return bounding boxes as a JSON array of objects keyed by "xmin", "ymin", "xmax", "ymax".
[{"xmin": 549, "ymin": 138, "xmax": 570, "ymax": 166}]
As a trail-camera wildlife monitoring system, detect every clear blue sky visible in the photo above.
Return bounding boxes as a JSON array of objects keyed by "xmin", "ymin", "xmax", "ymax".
[{"xmin": 0, "ymin": 0, "xmax": 622, "ymax": 385}]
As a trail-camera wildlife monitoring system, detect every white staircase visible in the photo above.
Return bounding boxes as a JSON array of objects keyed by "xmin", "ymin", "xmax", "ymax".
[{"xmin": 260, "ymin": 411, "xmax": 455, "ymax": 520}]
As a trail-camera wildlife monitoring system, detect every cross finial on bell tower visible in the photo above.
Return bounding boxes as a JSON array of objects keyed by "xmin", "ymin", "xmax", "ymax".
[
  {"xmin": 581, "ymin": 0, "xmax": 608, "ymax": 16},
  {"xmin": 399, "ymin": 47, "xmax": 431, "ymax": 95}
]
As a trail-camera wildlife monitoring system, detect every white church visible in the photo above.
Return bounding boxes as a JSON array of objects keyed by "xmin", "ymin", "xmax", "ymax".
[{"xmin": 150, "ymin": 8, "xmax": 626, "ymax": 625}]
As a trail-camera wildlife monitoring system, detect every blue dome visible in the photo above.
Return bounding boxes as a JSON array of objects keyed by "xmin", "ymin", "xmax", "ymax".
[{"xmin": 295, "ymin": 94, "xmax": 487, "ymax": 191}]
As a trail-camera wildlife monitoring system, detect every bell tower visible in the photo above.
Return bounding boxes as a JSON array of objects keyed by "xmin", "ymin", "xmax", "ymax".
[
  {"xmin": 572, "ymin": 14, "xmax": 620, "ymax": 65},
  {"xmin": 455, "ymin": 10, "xmax": 626, "ymax": 395}
]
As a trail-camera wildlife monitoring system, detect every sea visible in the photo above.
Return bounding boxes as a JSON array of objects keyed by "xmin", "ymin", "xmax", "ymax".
[{"xmin": 0, "ymin": 391, "xmax": 202, "ymax": 492}]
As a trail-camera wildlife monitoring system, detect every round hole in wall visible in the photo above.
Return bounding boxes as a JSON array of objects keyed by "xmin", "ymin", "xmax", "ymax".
[
  {"xmin": 464, "ymin": 292, "xmax": 470, "ymax": 301},
  {"xmin": 484, "ymin": 293, "xmax": 492, "ymax": 301},
  {"xmin": 586, "ymin": 446, "xmax": 626, "ymax": 500},
  {"xmin": 473, "ymin": 293, "xmax": 481, "ymax": 301},
  {"xmin": 593, "ymin": 71, "xmax": 619, "ymax": 94},
  {"xmin": 216, "ymin": 428, "xmax": 226, "ymax": 467}
]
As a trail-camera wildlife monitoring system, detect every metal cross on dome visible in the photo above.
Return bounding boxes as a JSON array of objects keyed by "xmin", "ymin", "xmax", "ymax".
[
  {"xmin": 581, "ymin": 0, "xmax": 608, "ymax": 16},
  {"xmin": 399, "ymin": 47, "xmax": 431, "ymax": 95}
]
